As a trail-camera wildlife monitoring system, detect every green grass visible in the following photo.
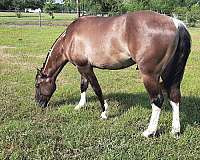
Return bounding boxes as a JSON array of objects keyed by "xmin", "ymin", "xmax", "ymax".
[
  {"xmin": 0, "ymin": 12, "xmax": 77, "ymax": 26},
  {"xmin": 0, "ymin": 25, "xmax": 200, "ymax": 159}
]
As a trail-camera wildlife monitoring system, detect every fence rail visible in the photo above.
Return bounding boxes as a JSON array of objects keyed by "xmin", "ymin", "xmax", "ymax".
[{"xmin": 0, "ymin": 10, "xmax": 199, "ymax": 27}]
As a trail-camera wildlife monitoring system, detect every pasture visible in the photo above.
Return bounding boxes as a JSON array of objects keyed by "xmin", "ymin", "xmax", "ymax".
[
  {"xmin": 0, "ymin": 12, "xmax": 76, "ymax": 26},
  {"xmin": 0, "ymin": 24, "xmax": 200, "ymax": 158}
]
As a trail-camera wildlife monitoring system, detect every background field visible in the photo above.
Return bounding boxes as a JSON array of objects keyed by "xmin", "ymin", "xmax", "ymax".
[
  {"xmin": 0, "ymin": 19, "xmax": 200, "ymax": 159},
  {"xmin": 0, "ymin": 12, "xmax": 77, "ymax": 26}
]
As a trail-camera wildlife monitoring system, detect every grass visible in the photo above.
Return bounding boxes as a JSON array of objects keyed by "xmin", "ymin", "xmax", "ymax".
[
  {"xmin": 0, "ymin": 24, "xmax": 200, "ymax": 159},
  {"xmin": 0, "ymin": 12, "xmax": 77, "ymax": 26}
]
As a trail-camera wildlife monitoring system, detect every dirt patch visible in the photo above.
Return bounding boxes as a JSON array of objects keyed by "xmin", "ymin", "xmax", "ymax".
[
  {"xmin": 192, "ymin": 45, "xmax": 200, "ymax": 52},
  {"xmin": 0, "ymin": 46, "xmax": 37, "ymax": 71},
  {"xmin": 190, "ymin": 34, "xmax": 200, "ymax": 41}
]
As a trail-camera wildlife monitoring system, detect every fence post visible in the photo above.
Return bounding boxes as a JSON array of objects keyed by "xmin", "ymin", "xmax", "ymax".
[
  {"xmin": 39, "ymin": 11, "xmax": 41, "ymax": 27},
  {"xmin": 76, "ymin": 0, "xmax": 80, "ymax": 17}
]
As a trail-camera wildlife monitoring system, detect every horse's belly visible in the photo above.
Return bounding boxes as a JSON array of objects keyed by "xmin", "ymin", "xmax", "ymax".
[{"xmin": 94, "ymin": 58, "xmax": 135, "ymax": 70}]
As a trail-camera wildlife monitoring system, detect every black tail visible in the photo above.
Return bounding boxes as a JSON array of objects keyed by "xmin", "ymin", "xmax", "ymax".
[{"xmin": 162, "ymin": 24, "xmax": 191, "ymax": 89}]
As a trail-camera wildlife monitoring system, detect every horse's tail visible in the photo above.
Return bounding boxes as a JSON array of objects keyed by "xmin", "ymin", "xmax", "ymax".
[{"xmin": 162, "ymin": 21, "xmax": 191, "ymax": 89}]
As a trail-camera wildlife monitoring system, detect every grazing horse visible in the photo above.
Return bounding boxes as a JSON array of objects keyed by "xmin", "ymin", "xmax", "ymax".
[{"xmin": 35, "ymin": 11, "xmax": 191, "ymax": 137}]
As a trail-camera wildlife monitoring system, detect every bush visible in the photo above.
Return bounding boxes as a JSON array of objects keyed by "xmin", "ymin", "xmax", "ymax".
[
  {"xmin": 122, "ymin": 2, "xmax": 144, "ymax": 13},
  {"xmin": 48, "ymin": 11, "xmax": 54, "ymax": 19},
  {"xmin": 174, "ymin": 7, "xmax": 188, "ymax": 21},
  {"xmin": 186, "ymin": 4, "xmax": 200, "ymax": 27},
  {"xmin": 16, "ymin": 11, "xmax": 21, "ymax": 18},
  {"xmin": 44, "ymin": 0, "xmax": 64, "ymax": 14}
]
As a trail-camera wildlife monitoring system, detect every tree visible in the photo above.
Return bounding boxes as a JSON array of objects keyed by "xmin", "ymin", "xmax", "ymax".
[
  {"xmin": 64, "ymin": 0, "xmax": 76, "ymax": 12},
  {"xmin": 0, "ymin": 0, "xmax": 13, "ymax": 10},
  {"xmin": 44, "ymin": 0, "xmax": 55, "ymax": 12},
  {"xmin": 186, "ymin": 3, "xmax": 200, "ymax": 26},
  {"xmin": 0, "ymin": 0, "xmax": 45, "ymax": 10}
]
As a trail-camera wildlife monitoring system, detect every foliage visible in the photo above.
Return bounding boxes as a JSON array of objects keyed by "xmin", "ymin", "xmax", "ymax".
[
  {"xmin": 64, "ymin": 0, "xmax": 77, "ymax": 12},
  {"xmin": 62, "ymin": 0, "xmax": 200, "ymax": 17},
  {"xmin": 148, "ymin": 0, "xmax": 175, "ymax": 14},
  {"xmin": 44, "ymin": 0, "xmax": 64, "ymax": 13},
  {"xmin": 186, "ymin": 4, "xmax": 200, "ymax": 26},
  {"xmin": 122, "ymin": 1, "xmax": 145, "ymax": 13},
  {"xmin": 1, "ymin": 0, "xmax": 200, "ymax": 19},
  {"xmin": 0, "ymin": 0, "xmax": 13, "ymax": 10},
  {"xmin": 174, "ymin": 6, "xmax": 188, "ymax": 21},
  {"xmin": 0, "ymin": 0, "xmax": 45, "ymax": 10}
]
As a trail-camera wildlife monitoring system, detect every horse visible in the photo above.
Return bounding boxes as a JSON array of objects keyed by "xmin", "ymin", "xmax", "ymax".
[{"xmin": 35, "ymin": 11, "xmax": 191, "ymax": 138}]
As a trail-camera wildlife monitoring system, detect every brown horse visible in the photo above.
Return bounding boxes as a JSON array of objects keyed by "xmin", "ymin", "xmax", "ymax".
[{"xmin": 35, "ymin": 11, "xmax": 191, "ymax": 137}]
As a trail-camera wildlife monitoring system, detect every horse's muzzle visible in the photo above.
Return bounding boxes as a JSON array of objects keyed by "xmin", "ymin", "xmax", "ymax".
[
  {"xmin": 37, "ymin": 100, "xmax": 48, "ymax": 108},
  {"xmin": 35, "ymin": 94, "xmax": 49, "ymax": 108}
]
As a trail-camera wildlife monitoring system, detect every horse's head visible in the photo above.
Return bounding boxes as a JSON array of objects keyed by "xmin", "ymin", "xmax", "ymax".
[{"xmin": 35, "ymin": 69, "xmax": 56, "ymax": 107}]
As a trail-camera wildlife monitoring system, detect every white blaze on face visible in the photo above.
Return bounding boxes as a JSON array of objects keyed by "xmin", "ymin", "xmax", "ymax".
[
  {"xmin": 74, "ymin": 92, "xmax": 86, "ymax": 110},
  {"xmin": 170, "ymin": 101, "xmax": 180, "ymax": 134},
  {"xmin": 143, "ymin": 103, "xmax": 161, "ymax": 137}
]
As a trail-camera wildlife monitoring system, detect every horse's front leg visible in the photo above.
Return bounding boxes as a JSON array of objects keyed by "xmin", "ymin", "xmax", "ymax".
[
  {"xmin": 142, "ymin": 74, "xmax": 164, "ymax": 137},
  {"xmin": 75, "ymin": 75, "xmax": 89, "ymax": 110},
  {"xmin": 77, "ymin": 66, "xmax": 108, "ymax": 119}
]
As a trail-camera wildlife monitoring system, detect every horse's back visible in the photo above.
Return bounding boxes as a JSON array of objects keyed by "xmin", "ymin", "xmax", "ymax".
[
  {"xmin": 65, "ymin": 11, "xmax": 178, "ymax": 72},
  {"xmin": 66, "ymin": 14, "xmax": 134, "ymax": 69}
]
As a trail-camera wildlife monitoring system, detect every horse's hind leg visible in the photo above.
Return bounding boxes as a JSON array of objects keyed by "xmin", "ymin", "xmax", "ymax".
[
  {"xmin": 142, "ymin": 74, "xmax": 164, "ymax": 137},
  {"xmin": 77, "ymin": 66, "xmax": 108, "ymax": 119},
  {"xmin": 169, "ymin": 88, "xmax": 181, "ymax": 137},
  {"xmin": 167, "ymin": 85, "xmax": 181, "ymax": 137},
  {"xmin": 161, "ymin": 72, "xmax": 181, "ymax": 137},
  {"xmin": 75, "ymin": 75, "xmax": 89, "ymax": 110}
]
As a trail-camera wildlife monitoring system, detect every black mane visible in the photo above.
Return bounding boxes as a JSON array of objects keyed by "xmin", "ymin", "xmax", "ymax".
[{"xmin": 40, "ymin": 30, "xmax": 67, "ymax": 71}]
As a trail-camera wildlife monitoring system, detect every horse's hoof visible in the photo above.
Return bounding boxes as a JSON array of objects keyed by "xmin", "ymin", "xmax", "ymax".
[
  {"xmin": 74, "ymin": 105, "xmax": 83, "ymax": 110},
  {"xmin": 142, "ymin": 130, "xmax": 156, "ymax": 138},
  {"xmin": 171, "ymin": 131, "xmax": 180, "ymax": 139},
  {"xmin": 100, "ymin": 111, "xmax": 108, "ymax": 120}
]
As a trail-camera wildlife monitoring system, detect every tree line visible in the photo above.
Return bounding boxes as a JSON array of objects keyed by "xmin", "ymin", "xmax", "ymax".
[{"xmin": 0, "ymin": 0, "xmax": 200, "ymax": 26}]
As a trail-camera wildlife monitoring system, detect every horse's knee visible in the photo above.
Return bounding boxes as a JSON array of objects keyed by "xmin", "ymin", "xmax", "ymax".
[{"xmin": 151, "ymin": 94, "xmax": 164, "ymax": 108}]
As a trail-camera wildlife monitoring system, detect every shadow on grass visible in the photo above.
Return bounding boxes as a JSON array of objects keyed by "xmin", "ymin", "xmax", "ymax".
[
  {"xmin": 51, "ymin": 92, "xmax": 149, "ymax": 111},
  {"xmin": 51, "ymin": 92, "xmax": 200, "ymax": 132}
]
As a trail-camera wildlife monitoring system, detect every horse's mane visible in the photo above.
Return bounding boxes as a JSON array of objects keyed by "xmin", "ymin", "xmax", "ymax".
[{"xmin": 40, "ymin": 30, "xmax": 67, "ymax": 72}]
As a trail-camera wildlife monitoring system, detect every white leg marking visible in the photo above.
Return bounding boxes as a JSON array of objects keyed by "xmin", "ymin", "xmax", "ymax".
[
  {"xmin": 101, "ymin": 100, "xmax": 108, "ymax": 120},
  {"xmin": 143, "ymin": 104, "xmax": 161, "ymax": 137},
  {"xmin": 170, "ymin": 101, "xmax": 180, "ymax": 134},
  {"xmin": 74, "ymin": 92, "xmax": 86, "ymax": 110}
]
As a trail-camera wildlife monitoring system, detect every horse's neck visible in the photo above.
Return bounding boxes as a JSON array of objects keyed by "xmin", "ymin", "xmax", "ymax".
[{"xmin": 42, "ymin": 32, "xmax": 67, "ymax": 78}]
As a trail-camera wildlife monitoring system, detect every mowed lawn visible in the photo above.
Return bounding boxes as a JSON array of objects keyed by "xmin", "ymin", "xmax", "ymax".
[
  {"xmin": 0, "ymin": 25, "xmax": 200, "ymax": 159},
  {"xmin": 0, "ymin": 12, "xmax": 77, "ymax": 26}
]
